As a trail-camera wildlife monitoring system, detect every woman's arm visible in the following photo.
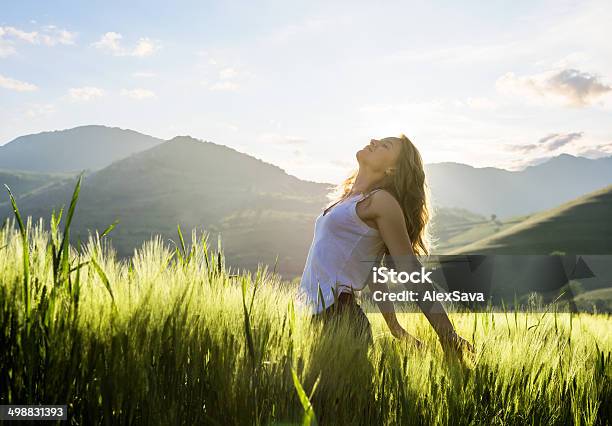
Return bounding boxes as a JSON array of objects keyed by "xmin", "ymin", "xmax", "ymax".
[
  {"xmin": 369, "ymin": 275, "xmax": 423, "ymax": 346},
  {"xmin": 368, "ymin": 190, "xmax": 473, "ymax": 355}
]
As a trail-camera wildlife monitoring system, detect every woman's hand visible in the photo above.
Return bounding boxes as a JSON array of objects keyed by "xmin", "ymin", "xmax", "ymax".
[
  {"xmin": 390, "ymin": 325, "xmax": 424, "ymax": 349},
  {"xmin": 441, "ymin": 331, "xmax": 475, "ymax": 358}
]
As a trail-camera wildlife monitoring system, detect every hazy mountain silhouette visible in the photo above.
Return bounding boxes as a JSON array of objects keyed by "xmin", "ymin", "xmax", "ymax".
[
  {"xmin": 1, "ymin": 125, "xmax": 611, "ymax": 278},
  {"xmin": 426, "ymin": 154, "xmax": 612, "ymax": 218},
  {"xmin": 0, "ymin": 125, "xmax": 163, "ymax": 173},
  {"xmin": 1, "ymin": 136, "xmax": 330, "ymax": 277},
  {"xmin": 3, "ymin": 125, "xmax": 611, "ymax": 219}
]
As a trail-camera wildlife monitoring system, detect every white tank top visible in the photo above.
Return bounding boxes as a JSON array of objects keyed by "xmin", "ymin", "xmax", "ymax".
[{"xmin": 296, "ymin": 189, "xmax": 385, "ymax": 314}]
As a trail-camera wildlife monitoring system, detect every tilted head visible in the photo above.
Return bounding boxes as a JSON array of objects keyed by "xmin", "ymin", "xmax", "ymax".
[
  {"xmin": 332, "ymin": 134, "xmax": 431, "ymax": 255},
  {"xmin": 356, "ymin": 136, "xmax": 404, "ymax": 173}
]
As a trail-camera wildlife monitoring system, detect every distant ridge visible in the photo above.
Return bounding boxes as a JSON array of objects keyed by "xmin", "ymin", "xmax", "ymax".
[
  {"xmin": 3, "ymin": 125, "xmax": 611, "ymax": 218},
  {"xmin": 425, "ymin": 154, "xmax": 612, "ymax": 217},
  {"xmin": 0, "ymin": 125, "xmax": 163, "ymax": 173}
]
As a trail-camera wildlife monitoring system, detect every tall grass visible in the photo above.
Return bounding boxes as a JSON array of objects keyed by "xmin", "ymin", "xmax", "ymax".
[{"xmin": 0, "ymin": 180, "xmax": 610, "ymax": 425}]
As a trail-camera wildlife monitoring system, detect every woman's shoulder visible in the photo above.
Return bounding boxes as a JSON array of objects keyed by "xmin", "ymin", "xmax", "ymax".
[
  {"xmin": 364, "ymin": 188, "xmax": 396, "ymax": 203},
  {"xmin": 363, "ymin": 188, "xmax": 403, "ymax": 216}
]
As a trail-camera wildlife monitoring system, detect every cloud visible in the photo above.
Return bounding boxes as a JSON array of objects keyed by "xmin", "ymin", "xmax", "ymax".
[
  {"xmin": 197, "ymin": 53, "xmax": 251, "ymax": 93},
  {"xmin": 0, "ymin": 25, "xmax": 76, "ymax": 56},
  {"xmin": 207, "ymin": 70, "xmax": 243, "ymax": 90},
  {"xmin": 92, "ymin": 32, "xmax": 122, "ymax": 52},
  {"xmin": 577, "ymin": 143, "xmax": 612, "ymax": 159},
  {"xmin": 538, "ymin": 132, "xmax": 583, "ymax": 150},
  {"xmin": 0, "ymin": 74, "xmax": 38, "ymax": 91},
  {"xmin": 497, "ymin": 68, "xmax": 612, "ymax": 107},
  {"xmin": 132, "ymin": 38, "xmax": 157, "ymax": 57},
  {"xmin": 37, "ymin": 25, "xmax": 77, "ymax": 46},
  {"xmin": 67, "ymin": 86, "xmax": 104, "ymax": 101},
  {"xmin": 510, "ymin": 142, "xmax": 612, "ymax": 170},
  {"xmin": 506, "ymin": 143, "xmax": 539, "ymax": 154},
  {"xmin": 92, "ymin": 32, "xmax": 159, "ymax": 57},
  {"xmin": 506, "ymin": 132, "xmax": 583, "ymax": 153},
  {"xmin": 120, "ymin": 88, "xmax": 156, "ymax": 99},
  {"xmin": 1, "ymin": 26, "xmax": 38, "ymax": 44}
]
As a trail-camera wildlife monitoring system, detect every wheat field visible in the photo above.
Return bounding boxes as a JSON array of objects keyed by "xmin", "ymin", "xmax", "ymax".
[{"xmin": 1, "ymin": 181, "xmax": 610, "ymax": 425}]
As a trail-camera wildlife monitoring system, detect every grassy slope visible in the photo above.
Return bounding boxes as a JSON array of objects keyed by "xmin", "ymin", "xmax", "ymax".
[
  {"xmin": 428, "ymin": 207, "xmax": 487, "ymax": 246},
  {"xmin": 433, "ymin": 213, "xmax": 530, "ymax": 253},
  {"xmin": 575, "ymin": 288, "xmax": 612, "ymax": 313},
  {"xmin": 451, "ymin": 185, "xmax": 612, "ymax": 255},
  {"xmin": 0, "ymin": 169, "xmax": 73, "ymax": 207}
]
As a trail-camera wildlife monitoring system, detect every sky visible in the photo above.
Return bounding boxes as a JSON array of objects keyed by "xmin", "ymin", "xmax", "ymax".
[{"xmin": 1, "ymin": 0, "xmax": 611, "ymax": 183}]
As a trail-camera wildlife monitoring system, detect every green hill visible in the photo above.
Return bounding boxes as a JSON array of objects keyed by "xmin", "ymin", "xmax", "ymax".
[
  {"xmin": 0, "ymin": 136, "xmax": 330, "ymax": 278},
  {"xmin": 451, "ymin": 185, "xmax": 612, "ymax": 255},
  {"xmin": 0, "ymin": 169, "xmax": 74, "ymax": 206},
  {"xmin": 434, "ymin": 214, "xmax": 530, "ymax": 253}
]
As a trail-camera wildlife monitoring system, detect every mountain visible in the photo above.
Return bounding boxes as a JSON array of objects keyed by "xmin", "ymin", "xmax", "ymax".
[
  {"xmin": 0, "ymin": 136, "xmax": 330, "ymax": 278},
  {"xmin": 0, "ymin": 125, "xmax": 163, "ymax": 173},
  {"xmin": 451, "ymin": 185, "xmax": 612, "ymax": 255},
  {"xmin": 3, "ymin": 125, "xmax": 611, "ymax": 220},
  {"xmin": 2, "ymin": 125, "xmax": 611, "ymax": 278},
  {"xmin": 425, "ymin": 154, "xmax": 612, "ymax": 218}
]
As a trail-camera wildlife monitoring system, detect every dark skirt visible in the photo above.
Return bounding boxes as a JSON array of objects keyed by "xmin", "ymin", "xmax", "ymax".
[{"xmin": 311, "ymin": 292, "xmax": 373, "ymax": 345}]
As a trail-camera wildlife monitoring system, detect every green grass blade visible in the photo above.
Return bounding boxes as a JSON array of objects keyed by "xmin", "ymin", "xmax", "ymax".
[
  {"xmin": 58, "ymin": 174, "xmax": 83, "ymax": 283},
  {"xmin": 291, "ymin": 367, "xmax": 319, "ymax": 426},
  {"xmin": 241, "ymin": 277, "xmax": 256, "ymax": 364},
  {"xmin": 100, "ymin": 219, "xmax": 119, "ymax": 238},
  {"xmin": 4, "ymin": 184, "xmax": 30, "ymax": 315},
  {"xmin": 177, "ymin": 224, "xmax": 187, "ymax": 261},
  {"xmin": 90, "ymin": 257, "xmax": 116, "ymax": 308}
]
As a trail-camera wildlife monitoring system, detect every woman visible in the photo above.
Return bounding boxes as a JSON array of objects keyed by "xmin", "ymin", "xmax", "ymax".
[{"xmin": 297, "ymin": 134, "xmax": 472, "ymax": 355}]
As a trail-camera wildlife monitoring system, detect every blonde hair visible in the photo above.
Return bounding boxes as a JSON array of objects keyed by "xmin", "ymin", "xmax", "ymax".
[{"xmin": 325, "ymin": 134, "xmax": 431, "ymax": 256}]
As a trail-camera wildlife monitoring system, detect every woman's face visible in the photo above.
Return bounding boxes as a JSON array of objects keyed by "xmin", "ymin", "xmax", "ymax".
[{"xmin": 356, "ymin": 137, "xmax": 403, "ymax": 172}]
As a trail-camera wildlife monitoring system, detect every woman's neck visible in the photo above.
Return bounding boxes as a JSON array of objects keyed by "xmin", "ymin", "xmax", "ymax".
[{"xmin": 350, "ymin": 167, "xmax": 384, "ymax": 195}]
